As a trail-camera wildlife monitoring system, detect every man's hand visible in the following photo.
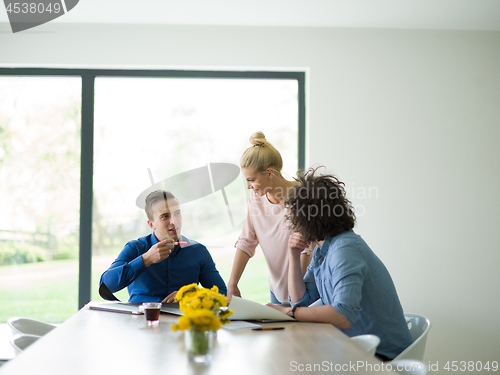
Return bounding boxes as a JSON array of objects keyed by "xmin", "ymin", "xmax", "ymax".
[
  {"xmin": 162, "ymin": 291, "xmax": 178, "ymax": 303},
  {"xmin": 288, "ymin": 233, "xmax": 310, "ymax": 257},
  {"xmin": 142, "ymin": 239, "xmax": 176, "ymax": 268}
]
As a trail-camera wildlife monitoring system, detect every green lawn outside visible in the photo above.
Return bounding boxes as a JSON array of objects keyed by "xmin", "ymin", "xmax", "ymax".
[{"xmin": 0, "ymin": 259, "xmax": 79, "ymax": 324}]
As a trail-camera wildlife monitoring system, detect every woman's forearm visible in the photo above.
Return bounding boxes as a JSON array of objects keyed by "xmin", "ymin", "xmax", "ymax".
[
  {"xmin": 288, "ymin": 253, "xmax": 307, "ymax": 303},
  {"xmin": 228, "ymin": 249, "xmax": 251, "ymax": 288},
  {"xmin": 300, "ymin": 253, "xmax": 312, "ymax": 277},
  {"xmin": 294, "ymin": 305, "xmax": 351, "ymax": 329}
]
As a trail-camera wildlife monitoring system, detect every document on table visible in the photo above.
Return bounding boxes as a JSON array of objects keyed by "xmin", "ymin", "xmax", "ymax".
[
  {"xmin": 228, "ymin": 296, "xmax": 295, "ymax": 322},
  {"xmin": 222, "ymin": 321, "xmax": 262, "ymax": 330}
]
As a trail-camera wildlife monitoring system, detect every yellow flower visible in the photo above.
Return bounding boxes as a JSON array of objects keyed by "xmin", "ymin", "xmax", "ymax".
[
  {"xmin": 171, "ymin": 285, "xmax": 232, "ymax": 332},
  {"xmin": 190, "ymin": 298, "xmax": 201, "ymax": 309},
  {"xmin": 175, "ymin": 283, "xmax": 200, "ymax": 302},
  {"xmin": 218, "ymin": 308, "xmax": 234, "ymax": 323},
  {"xmin": 202, "ymin": 300, "xmax": 214, "ymax": 309},
  {"xmin": 191, "ymin": 309, "xmax": 219, "ymax": 330},
  {"xmin": 213, "ymin": 294, "xmax": 228, "ymax": 307},
  {"xmin": 180, "ymin": 316, "xmax": 191, "ymax": 330},
  {"xmin": 180, "ymin": 309, "xmax": 220, "ymax": 331},
  {"xmin": 172, "ymin": 316, "xmax": 192, "ymax": 331}
]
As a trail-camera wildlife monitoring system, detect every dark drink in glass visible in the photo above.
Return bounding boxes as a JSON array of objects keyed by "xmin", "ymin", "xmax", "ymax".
[{"xmin": 142, "ymin": 303, "xmax": 162, "ymax": 326}]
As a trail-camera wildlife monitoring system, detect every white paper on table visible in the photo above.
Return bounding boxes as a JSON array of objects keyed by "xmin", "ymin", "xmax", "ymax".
[
  {"xmin": 221, "ymin": 321, "xmax": 262, "ymax": 330},
  {"xmin": 228, "ymin": 296, "xmax": 295, "ymax": 321}
]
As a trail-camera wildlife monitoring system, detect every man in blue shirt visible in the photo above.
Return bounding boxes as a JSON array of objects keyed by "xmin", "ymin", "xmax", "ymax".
[
  {"xmin": 99, "ymin": 190, "xmax": 226, "ymax": 303},
  {"xmin": 268, "ymin": 168, "xmax": 412, "ymax": 361}
]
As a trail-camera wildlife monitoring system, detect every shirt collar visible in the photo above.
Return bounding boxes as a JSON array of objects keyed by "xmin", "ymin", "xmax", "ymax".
[
  {"xmin": 318, "ymin": 230, "xmax": 354, "ymax": 258},
  {"xmin": 179, "ymin": 234, "xmax": 197, "ymax": 247},
  {"xmin": 149, "ymin": 233, "xmax": 196, "ymax": 248},
  {"xmin": 150, "ymin": 232, "xmax": 159, "ymax": 245},
  {"xmin": 319, "ymin": 235, "xmax": 334, "ymax": 258}
]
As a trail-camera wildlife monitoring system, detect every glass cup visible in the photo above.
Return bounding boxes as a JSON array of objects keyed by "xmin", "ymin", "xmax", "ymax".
[
  {"xmin": 142, "ymin": 302, "xmax": 162, "ymax": 326},
  {"xmin": 185, "ymin": 329, "xmax": 214, "ymax": 363}
]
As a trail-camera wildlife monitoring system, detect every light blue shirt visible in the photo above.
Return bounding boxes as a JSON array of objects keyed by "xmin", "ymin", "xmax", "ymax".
[{"xmin": 293, "ymin": 230, "xmax": 413, "ymax": 359}]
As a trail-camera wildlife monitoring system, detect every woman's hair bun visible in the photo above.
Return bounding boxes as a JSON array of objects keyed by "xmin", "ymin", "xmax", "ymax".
[
  {"xmin": 249, "ymin": 131, "xmax": 266, "ymax": 146},
  {"xmin": 241, "ymin": 131, "xmax": 283, "ymax": 173}
]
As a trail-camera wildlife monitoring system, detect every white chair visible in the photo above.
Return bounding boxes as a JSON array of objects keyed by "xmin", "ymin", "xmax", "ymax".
[
  {"xmin": 351, "ymin": 334, "xmax": 380, "ymax": 357},
  {"xmin": 10, "ymin": 334, "xmax": 40, "ymax": 356},
  {"xmin": 308, "ymin": 299, "xmax": 324, "ymax": 307},
  {"xmin": 7, "ymin": 317, "xmax": 56, "ymax": 337},
  {"xmin": 391, "ymin": 359, "xmax": 429, "ymax": 375},
  {"xmin": 393, "ymin": 313, "xmax": 431, "ymax": 361}
]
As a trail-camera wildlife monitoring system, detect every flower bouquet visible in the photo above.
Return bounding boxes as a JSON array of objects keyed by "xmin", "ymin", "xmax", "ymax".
[{"xmin": 172, "ymin": 284, "xmax": 233, "ymax": 363}]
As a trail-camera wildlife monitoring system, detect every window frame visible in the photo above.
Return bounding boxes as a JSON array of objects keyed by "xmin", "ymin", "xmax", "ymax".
[{"xmin": 0, "ymin": 67, "xmax": 306, "ymax": 309}]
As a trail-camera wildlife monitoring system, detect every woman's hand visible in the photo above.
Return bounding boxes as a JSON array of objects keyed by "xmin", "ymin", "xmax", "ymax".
[
  {"xmin": 227, "ymin": 284, "xmax": 242, "ymax": 303},
  {"xmin": 269, "ymin": 303, "xmax": 351, "ymax": 329},
  {"xmin": 288, "ymin": 232, "xmax": 310, "ymax": 257},
  {"xmin": 266, "ymin": 303, "xmax": 291, "ymax": 315}
]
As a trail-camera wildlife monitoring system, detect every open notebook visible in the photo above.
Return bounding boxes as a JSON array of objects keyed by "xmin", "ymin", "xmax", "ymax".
[{"xmin": 228, "ymin": 297, "xmax": 295, "ymax": 322}]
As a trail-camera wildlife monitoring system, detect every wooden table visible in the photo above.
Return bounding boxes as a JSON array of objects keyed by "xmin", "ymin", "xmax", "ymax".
[{"xmin": 0, "ymin": 306, "xmax": 397, "ymax": 374}]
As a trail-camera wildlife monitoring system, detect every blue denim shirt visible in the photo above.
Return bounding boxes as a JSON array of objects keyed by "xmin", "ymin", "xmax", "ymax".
[
  {"xmin": 99, "ymin": 233, "xmax": 227, "ymax": 302},
  {"xmin": 292, "ymin": 230, "xmax": 412, "ymax": 359}
]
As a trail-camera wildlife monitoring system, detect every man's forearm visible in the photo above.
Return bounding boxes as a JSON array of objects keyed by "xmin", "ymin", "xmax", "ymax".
[
  {"xmin": 100, "ymin": 265, "xmax": 131, "ymax": 293},
  {"xmin": 100, "ymin": 254, "xmax": 145, "ymax": 292}
]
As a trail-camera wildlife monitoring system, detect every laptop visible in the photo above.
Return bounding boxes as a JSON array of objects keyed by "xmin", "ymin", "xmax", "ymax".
[
  {"xmin": 87, "ymin": 302, "xmax": 143, "ymax": 315},
  {"xmin": 160, "ymin": 302, "xmax": 183, "ymax": 315},
  {"xmin": 87, "ymin": 301, "xmax": 183, "ymax": 316}
]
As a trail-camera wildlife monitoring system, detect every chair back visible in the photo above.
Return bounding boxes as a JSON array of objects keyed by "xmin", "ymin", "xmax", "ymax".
[
  {"xmin": 99, "ymin": 282, "xmax": 121, "ymax": 301},
  {"xmin": 7, "ymin": 317, "xmax": 56, "ymax": 337},
  {"xmin": 393, "ymin": 313, "xmax": 431, "ymax": 361},
  {"xmin": 10, "ymin": 334, "xmax": 40, "ymax": 356},
  {"xmin": 351, "ymin": 334, "xmax": 380, "ymax": 357}
]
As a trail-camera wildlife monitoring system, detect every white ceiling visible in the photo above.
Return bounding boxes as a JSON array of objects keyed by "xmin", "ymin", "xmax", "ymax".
[{"xmin": 2, "ymin": 0, "xmax": 500, "ymax": 30}]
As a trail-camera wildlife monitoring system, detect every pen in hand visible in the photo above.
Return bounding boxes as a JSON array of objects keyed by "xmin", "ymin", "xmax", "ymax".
[{"xmin": 252, "ymin": 327, "xmax": 285, "ymax": 331}]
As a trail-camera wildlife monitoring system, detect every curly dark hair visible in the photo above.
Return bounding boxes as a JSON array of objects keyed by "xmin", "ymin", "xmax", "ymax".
[{"xmin": 285, "ymin": 167, "xmax": 356, "ymax": 242}]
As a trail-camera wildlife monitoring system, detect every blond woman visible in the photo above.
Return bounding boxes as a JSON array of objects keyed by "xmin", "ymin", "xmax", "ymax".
[{"xmin": 228, "ymin": 131, "xmax": 312, "ymax": 304}]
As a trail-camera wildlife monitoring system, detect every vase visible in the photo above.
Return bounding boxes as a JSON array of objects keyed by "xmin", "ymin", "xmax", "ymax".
[{"xmin": 185, "ymin": 328, "xmax": 214, "ymax": 363}]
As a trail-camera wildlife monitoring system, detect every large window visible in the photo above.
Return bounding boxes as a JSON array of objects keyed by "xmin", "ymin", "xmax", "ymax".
[
  {"xmin": 92, "ymin": 77, "xmax": 299, "ymax": 303},
  {"xmin": 0, "ymin": 69, "xmax": 305, "ymax": 322},
  {"xmin": 0, "ymin": 76, "xmax": 81, "ymax": 323}
]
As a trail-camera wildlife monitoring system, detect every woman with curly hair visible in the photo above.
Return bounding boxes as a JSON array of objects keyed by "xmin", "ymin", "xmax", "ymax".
[{"xmin": 268, "ymin": 167, "xmax": 412, "ymax": 361}]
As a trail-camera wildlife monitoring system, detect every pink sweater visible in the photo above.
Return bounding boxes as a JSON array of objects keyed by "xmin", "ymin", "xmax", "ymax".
[{"xmin": 235, "ymin": 191, "xmax": 294, "ymax": 303}]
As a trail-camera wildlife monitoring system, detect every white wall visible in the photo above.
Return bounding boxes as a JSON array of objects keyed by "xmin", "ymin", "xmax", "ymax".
[{"xmin": 2, "ymin": 22, "xmax": 500, "ymax": 371}]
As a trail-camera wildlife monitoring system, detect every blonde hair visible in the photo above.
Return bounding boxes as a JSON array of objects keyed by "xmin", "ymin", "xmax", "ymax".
[{"xmin": 240, "ymin": 131, "xmax": 283, "ymax": 175}]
